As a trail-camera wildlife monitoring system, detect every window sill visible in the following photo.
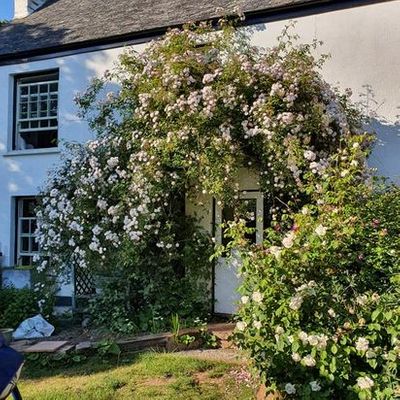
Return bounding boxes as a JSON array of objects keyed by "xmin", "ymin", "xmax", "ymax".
[{"xmin": 3, "ymin": 148, "xmax": 60, "ymax": 157}]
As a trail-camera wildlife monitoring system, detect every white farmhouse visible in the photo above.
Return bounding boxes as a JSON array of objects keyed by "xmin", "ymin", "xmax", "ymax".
[{"xmin": 0, "ymin": 0, "xmax": 399, "ymax": 313}]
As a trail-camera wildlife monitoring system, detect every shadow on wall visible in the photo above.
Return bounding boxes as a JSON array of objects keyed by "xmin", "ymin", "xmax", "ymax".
[
  {"xmin": 357, "ymin": 84, "xmax": 400, "ymax": 184},
  {"xmin": 368, "ymin": 118, "xmax": 400, "ymax": 184}
]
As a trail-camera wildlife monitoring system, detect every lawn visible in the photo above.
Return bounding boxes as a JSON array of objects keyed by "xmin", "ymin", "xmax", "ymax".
[{"xmin": 19, "ymin": 351, "xmax": 255, "ymax": 400}]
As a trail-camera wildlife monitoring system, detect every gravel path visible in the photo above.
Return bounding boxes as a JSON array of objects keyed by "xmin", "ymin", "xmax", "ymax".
[{"xmin": 175, "ymin": 348, "xmax": 248, "ymax": 364}]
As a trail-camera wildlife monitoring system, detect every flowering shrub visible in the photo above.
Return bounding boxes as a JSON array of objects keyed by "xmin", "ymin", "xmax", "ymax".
[
  {"xmin": 34, "ymin": 15, "xmax": 391, "ymax": 354},
  {"xmin": 233, "ymin": 152, "xmax": 400, "ymax": 399}
]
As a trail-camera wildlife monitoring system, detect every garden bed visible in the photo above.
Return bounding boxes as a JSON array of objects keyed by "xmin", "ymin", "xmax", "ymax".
[{"xmin": 10, "ymin": 322, "xmax": 235, "ymax": 355}]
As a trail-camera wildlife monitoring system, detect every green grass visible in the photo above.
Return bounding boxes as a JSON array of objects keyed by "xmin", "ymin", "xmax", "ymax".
[{"xmin": 19, "ymin": 352, "xmax": 255, "ymax": 400}]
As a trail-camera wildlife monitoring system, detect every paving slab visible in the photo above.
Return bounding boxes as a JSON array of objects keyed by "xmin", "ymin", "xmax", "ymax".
[
  {"xmin": 10, "ymin": 340, "xmax": 37, "ymax": 353},
  {"xmin": 58, "ymin": 344, "xmax": 76, "ymax": 354},
  {"xmin": 24, "ymin": 340, "xmax": 69, "ymax": 353},
  {"xmin": 75, "ymin": 341, "xmax": 92, "ymax": 352}
]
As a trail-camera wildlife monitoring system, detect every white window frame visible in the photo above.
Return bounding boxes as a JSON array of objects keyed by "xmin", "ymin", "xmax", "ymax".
[
  {"xmin": 14, "ymin": 71, "xmax": 59, "ymax": 151},
  {"xmin": 16, "ymin": 198, "xmax": 39, "ymax": 267}
]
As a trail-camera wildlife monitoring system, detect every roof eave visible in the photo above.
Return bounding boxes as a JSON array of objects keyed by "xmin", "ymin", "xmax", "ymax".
[{"xmin": 0, "ymin": 0, "xmax": 390, "ymax": 65}]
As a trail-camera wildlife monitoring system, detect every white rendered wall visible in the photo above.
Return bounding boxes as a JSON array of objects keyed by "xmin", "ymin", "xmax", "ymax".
[{"xmin": 250, "ymin": 0, "xmax": 400, "ymax": 182}]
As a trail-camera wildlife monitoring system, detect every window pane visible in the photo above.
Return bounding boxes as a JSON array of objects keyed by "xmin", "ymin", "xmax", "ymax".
[
  {"xmin": 49, "ymin": 82, "xmax": 58, "ymax": 92},
  {"xmin": 20, "ymin": 86, "xmax": 28, "ymax": 95},
  {"xmin": 21, "ymin": 219, "xmax": 30, "ymax": 233},
  {"xmin": 20, "ymin": 256, "xmax": 32, "ymax": 266},
  {"xmin": 20, "ymin": 130, "xmax": 57, "ymax": 149},
  {"xmin": 31, "ymin": 219, "xmax": 37, "ymax": 234},
  {"xmin": 31, "ymin": 238, "xmax": 39, "ymax": 252},
  {"xmin": 21, "ymin": 237, "xmax": 30, "ymax": 252},
  {"xmin": 30, "ymin": 85, "xmax": 38, "ymax": 94},
  {"xmin": 39, "ymin": 84, "xmax": 48, "ymax": 93},
  {"xmin": 22, "ymin": 199, "xmax": 36, "ymax": 217},
  {"xmin": 50, "ymin": 100, "xmax": 58, "ymax": 116}
]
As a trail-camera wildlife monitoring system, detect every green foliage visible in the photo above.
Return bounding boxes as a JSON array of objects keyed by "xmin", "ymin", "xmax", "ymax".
[
  {"xmin": 26, "ymin": 351, "xmax": 87, "ymax": 368},
  {"xmin": 199, "ymin": 329, "xmax": 219, "ymax": 349},
  {"xmin": 94, "ymin": 339, "xmax": 122, "ymax": 358},
  {"xmin": 0, "ymin": 287, "xmax": 52, "ymax": 329},
  {"xmin": 171, "ymin": 314, "xmax": 181, "ymax": 339},
  {"xmin": 233, "ymin": 172, "xmax": 400, "ymax": 398},
  {"xmin": 177, "ymin": 334, "xmax": 196, "ymax": 346}
]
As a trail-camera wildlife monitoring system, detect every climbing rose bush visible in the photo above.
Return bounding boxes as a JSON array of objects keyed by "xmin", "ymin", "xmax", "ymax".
[
  {"xmin": 232, "ymin": 143, "xmax": 400, "ymax": 398},
  {"xmin": 34, "ymin": 18, "xmax": 383, "ymax": 338}
]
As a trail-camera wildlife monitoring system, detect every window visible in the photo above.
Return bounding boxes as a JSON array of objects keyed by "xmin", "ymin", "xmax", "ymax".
[
  {"xmin": 15, "ymin": 198, "xmax": 39, "ymax": 267},
  {"xmin": 14, "ymin": 70, "xmax": 59, "ymax": 150}
]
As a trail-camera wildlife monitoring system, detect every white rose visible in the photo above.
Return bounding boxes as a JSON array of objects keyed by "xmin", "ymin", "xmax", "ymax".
[
  {"xmin": 236, "ymin": 321, "xmax": 247, "ymax": 332},
  {"xmin": 302, "ymin": 355, "xmax": 316, "ymax": 367},
  {"xmin": 310, "ymin": 381, "xmax": 321, "ymax": 392},
  {"xmin": 282, "ymin": 231, "xmax": 295, "ymax": 248},
  {"xmin": 315, "ymin": 224, "xmax": 327, "ymax": 237},
  {"xmin": 298, "ymin": 331, "xmax": 308, "ymax": 344},
  {"xmin": 328, "ymin": 308, "xmax": 336, "ymax": 318},
  {"xmin": 252, "ymin": 291, "xmax": 263, "ymax": 303},
  {"xmin": 304, "ymin": 150, "xmax": 316, "ymax": 161},
  {"xmin": 253, "ymin": 320, "xmax": 262, "ymax": 330},
  {"xmin": 241, "ymin": 295, "xmax": 249, "ymax": 305},
  {"xmin": 269, "ymin": 246, "xmax": 282, "ymax": 259},
  {"xmin": 289, "ymin": 294, "xmax": 303, "ymax": 311},
  {"xmin": 291, "ymin": 352, "xmax": 301, "ymax": 362},
  {"xmin": 284, "ymin": 383, "xmax": 296, "ymax": 395},
  {"xmin": 357, "ymin": 376, "xmax": 374, "ymax": 390},
  {"xmin": 317, "ymin": 335, "xmax": 328, "ymax": 350},
  {"xmin": 308, "ymin": 335, "xmax": 319, "ymax": 346},
  {"xmin": 355, "ymin": 337, "xmax": 369, "ymax": 352}
]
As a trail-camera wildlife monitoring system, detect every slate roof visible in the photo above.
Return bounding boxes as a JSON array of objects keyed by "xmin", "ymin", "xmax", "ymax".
[{"xmin": 0, "ymin": 0, "xmax": 346, "ymax": 60}]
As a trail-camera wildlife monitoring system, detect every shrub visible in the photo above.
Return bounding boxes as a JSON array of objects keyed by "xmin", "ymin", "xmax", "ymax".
[
  {"xmin": 0, "ymin": 287, "xmax": 43, "ymax": 329},
  {"xmin": 233, "ymin": 175, "xmax": 400, "ymax": 399}
]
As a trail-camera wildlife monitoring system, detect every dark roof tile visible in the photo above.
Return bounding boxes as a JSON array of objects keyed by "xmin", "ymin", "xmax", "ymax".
[{"xmin": 0, "ymin": 0, "xmax": 330, "ymax": 59}]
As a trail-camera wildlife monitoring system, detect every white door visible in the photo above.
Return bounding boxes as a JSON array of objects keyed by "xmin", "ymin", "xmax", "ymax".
[{"xmin": 214, "ymin": 192, "xmax": 264, "ymax": 315}]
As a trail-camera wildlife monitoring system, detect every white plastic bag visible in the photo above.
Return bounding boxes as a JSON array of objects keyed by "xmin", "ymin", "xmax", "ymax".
[{"xmin": 12, "ymin": 314, "xmax": 54, "ymax": 340}]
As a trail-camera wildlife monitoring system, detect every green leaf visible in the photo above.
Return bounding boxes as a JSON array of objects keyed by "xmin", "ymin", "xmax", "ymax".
[
  {"xmin": 371, "ymin": 309, "xmax": 381, "ymax": 322},
  {"xmin": 358, "ymin": 391, "xmax": 367, "ymax": 400},
  {"xmin": 329, "ymin": 357, "xmax": 337, "ymax": 373}
]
